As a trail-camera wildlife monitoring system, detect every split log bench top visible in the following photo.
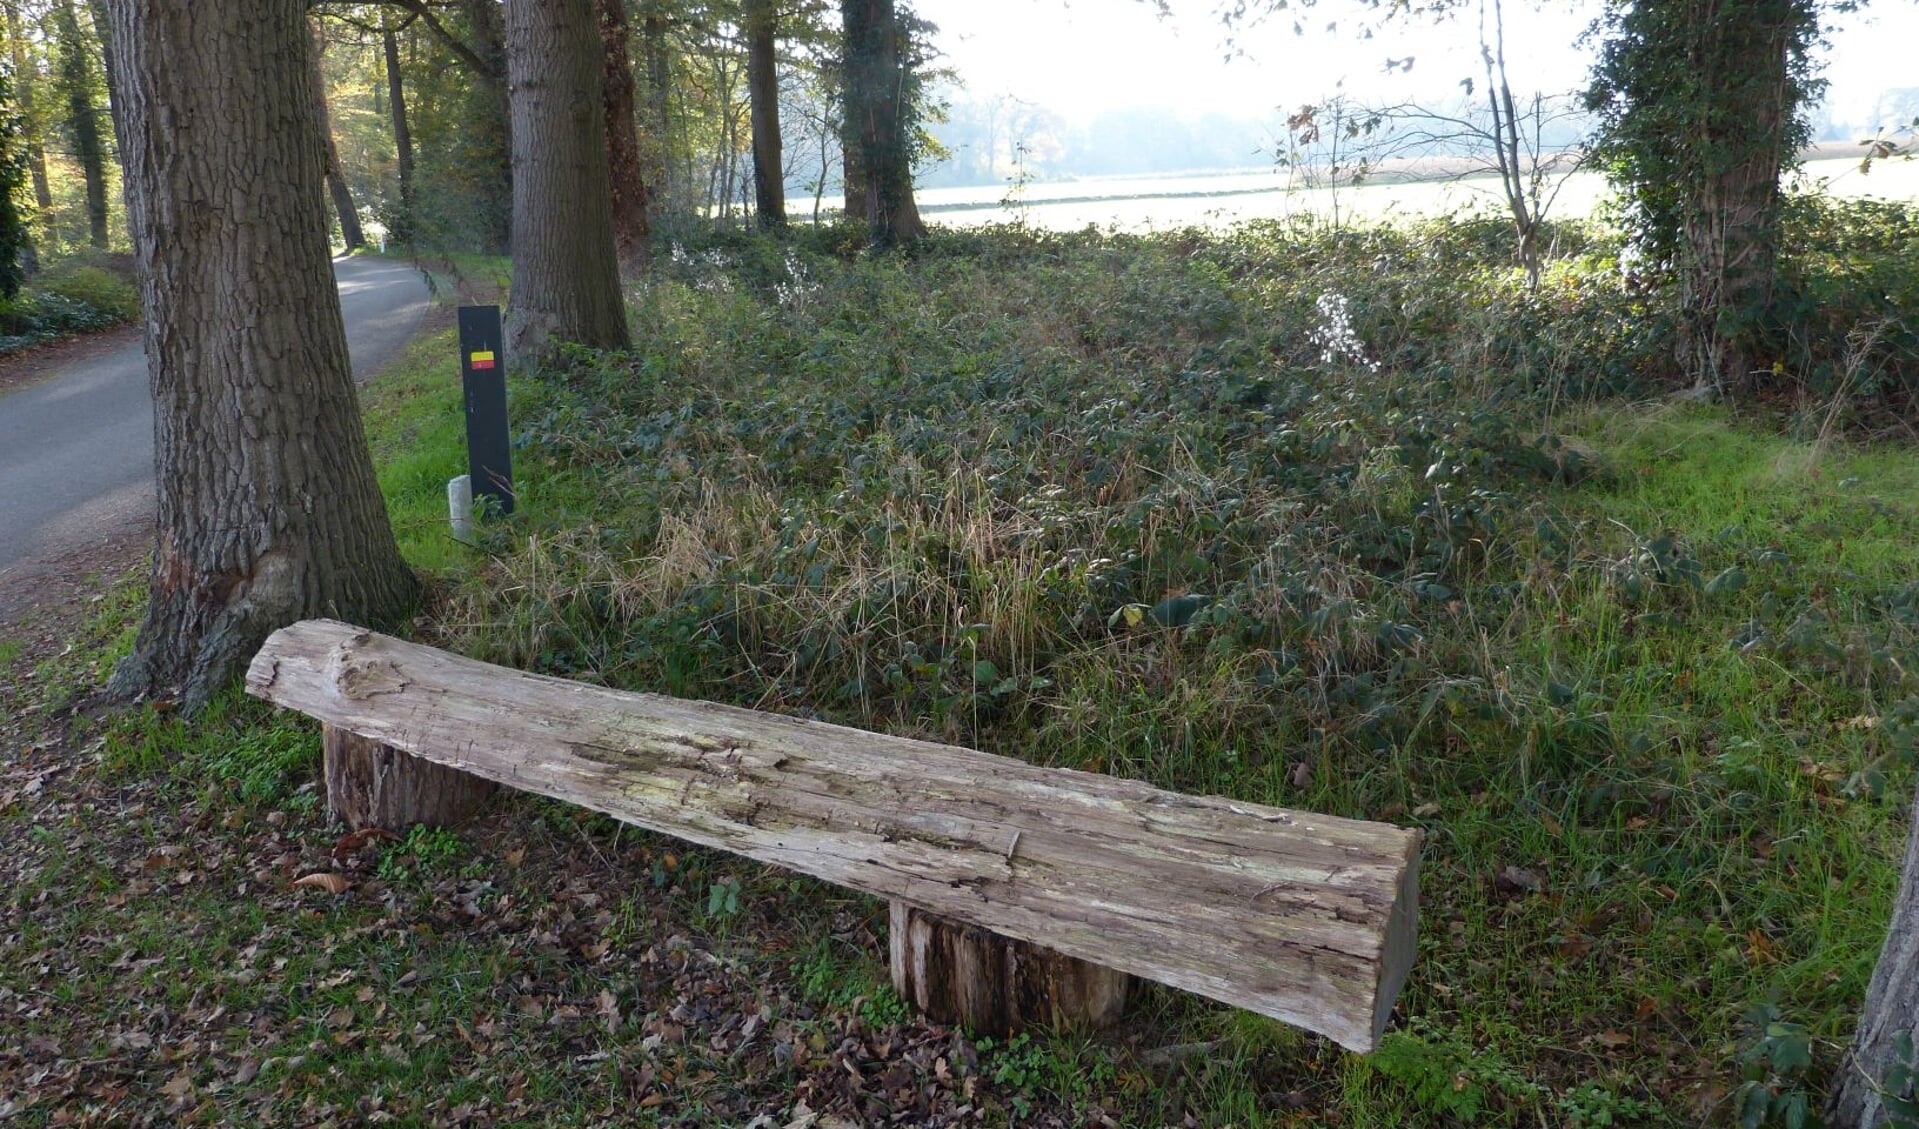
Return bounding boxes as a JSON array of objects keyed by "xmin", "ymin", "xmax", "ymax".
[{"xmin": 246, "ymin": 618, "xmax": 1421, "ymax": 1052}]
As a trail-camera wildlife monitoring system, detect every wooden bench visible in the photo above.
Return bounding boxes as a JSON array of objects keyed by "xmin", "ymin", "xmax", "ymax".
[{"xmin": 246, "ymin": 619, "xmax": 1421, "ymax": 1053}]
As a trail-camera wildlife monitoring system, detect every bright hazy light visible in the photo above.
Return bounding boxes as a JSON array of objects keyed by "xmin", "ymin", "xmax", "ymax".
[{"xmin": 914, "ymin": 0, "xmax": 1919, "ymax": 137}]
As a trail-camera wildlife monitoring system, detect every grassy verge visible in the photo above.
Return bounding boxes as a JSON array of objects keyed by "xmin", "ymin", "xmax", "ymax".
[{"xmin": 4, "ymin": 218, "xmax": 1916, "ymax": 1127}]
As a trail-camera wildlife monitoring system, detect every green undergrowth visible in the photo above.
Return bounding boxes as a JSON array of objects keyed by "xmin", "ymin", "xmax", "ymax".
[
  {"xmin": 365, "ymin": 218, "xmax": 1918, "ymax": 1126},
  {"xmin": 14, "ymin": 216, "xmax": 1912, "ymax": 1126},
  {"xmin": 0, "ymin": 251, "xmax": 139, "ymax": 353}
]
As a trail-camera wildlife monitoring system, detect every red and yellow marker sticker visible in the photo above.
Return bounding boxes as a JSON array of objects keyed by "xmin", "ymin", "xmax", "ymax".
[{"xmin": 469, "ymin": 350, "xmax": 496, "ymax": 371}]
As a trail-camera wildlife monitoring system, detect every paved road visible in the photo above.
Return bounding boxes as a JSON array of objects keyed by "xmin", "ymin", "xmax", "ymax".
[{"xmin": 0, "ymin": 256, "xmax": 431, "ymax": 618}]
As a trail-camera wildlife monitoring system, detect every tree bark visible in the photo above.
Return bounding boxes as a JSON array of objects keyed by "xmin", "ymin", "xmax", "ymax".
[
  {"xmin": 839, "ymin": 0, "xmax": 921, "ymax": 247},
  {"xmin": 309, "ymin": 20, "xmax": 365, "ymax": 251},
  {"xmin": 382, "ymin": 24, "xmax": 415, "ymax": 246},
  {"xmin": 324, "ymin": 725, "xmax": 497, "ymax": 831},
  {"xmin": 598, "ymin": 0, "xmax": 649, "ymax": 272},
  {"xmin": 3, "ymin": 1, "xmax": 55, "ymax": 237},
  {"xmin": 503, "ymin": 0, "xmax": 630, "ymax": 365},
  {"xmin": 54, "ymin": 0, "xmax": 108, "ymax": 248},
  {"xmin": 890, "ymin": 903, "xmax": 1130, "ymax": 1036},
  {"xmin": 83, "ymin": 0, "xmax": 121, "ymax": 161},
  {"xmin": 841, "ymin": 128, "xmax": 866, "ymax": 226},
  {"xmin": 744, "ymin": 0, "xmax": 783, "ymax": 229},
  {"xmin": 102, "ymin": 0, "xmax": 419, "ymax": 710},
  {"xmin": 1680, "ymin": 1, "xmax": 1793, "ymax": 395},
  {"xmin": 1829, "ymin": 777, "xmax": 1919, "ymax": 1129},
  {"xmin": 638, "ymin": 0, "xmax": 671, "ymax": 217}
]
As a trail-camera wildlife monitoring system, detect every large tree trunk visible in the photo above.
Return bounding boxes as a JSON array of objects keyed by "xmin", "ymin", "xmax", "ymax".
[
  {"xmin": 1828, "ymin": 777, "xmax": 1919, "ymax": 1129},
  {"xmin": 839, "ymin": 0, "xmax": 922, "ymax": 247},
  {"xmin": 101, "ymin": 0, "xmax": 419, "ymax": 710},
  {"xmin": 382, "ymin": 24, "xmax": 415, "ymax": 246},
  {"xmin": 3, "ymin": 1, "xmax": 55, "ymax": 244},
  {"xmin": 744, "ymin": 0, "xmax": 783, "ymax": 230},
  {"xmin": 503, "ymin": 0, "xmax": 630, "ymax": 365},
  {"xmin": 841, "ymin": 132, "xmax": 866, "ymax": 226},
  {"xmin": 1680, "ymin": 2, "xmax": 1793, "ymax": 395},
  {"xmin": 309, "ymin": 20, "xmax": 365, "ymax": 251},
  {"xmin": 598, "ymin": 0, "xmax": 649, "ymax": 272},
  {"xmin": 55, "ymin": 0, "xmax": 108, "ymax": 248}
]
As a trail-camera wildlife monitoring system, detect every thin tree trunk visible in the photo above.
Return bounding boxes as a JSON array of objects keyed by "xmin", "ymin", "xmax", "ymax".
[
  {"xmin": 745, "ymin": 0, "xmax": 783, "ymax": 229},
  {"xmin": 461, "ymin": 0, "xmax": 512, "ymax": 254},
  {"xmin": 83, "ymin": 0, "xmax": 120, "ymax": 159},
  {"xmin": 309, "ymin": 21, "xmax": 365, "ymax": 251},
  {"xmin": 55, "ymin": 0, "xmax": 108, "ymax": 248},
  {"xmin": 382, "ymin": 24, "xmax": 415, "ymax": 246},
  {"xmin": 640, "ymin": 0, "xmax": 671, "ymax": 218},
  {"xmin": 102, "ymin": 0, "xmax": 419, "ymax": 710},
  {"xmin": 598, "ymin": 0, "xmax": 649, "ymax": 272},
  {"xmin": 1828, "ymin": 777, "xmax": 1919, "ymax": 1129},
  {"xmin": 503, "ymin": 0, "xmax": 630, "ymax": 365},
  {"xmin": 3, "ymin": 1, "xmax": 54, "ymax": 240}
]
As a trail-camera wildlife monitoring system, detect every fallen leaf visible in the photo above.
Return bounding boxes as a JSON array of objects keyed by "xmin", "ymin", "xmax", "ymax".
[
  {"xmin": 330, "ymin": 827, "xmax": 399, "ymax": 858},
  {"xmin": 1495, "ymin": 865, "xmax": 1544, "ymax": 894},
  {"xmin": 293, "ymin": 872, "xmax": 351, "ymax": 895},
  {"xmin": 159, "ymin": 1069, "xmax": 195, "ymax": 1108}
]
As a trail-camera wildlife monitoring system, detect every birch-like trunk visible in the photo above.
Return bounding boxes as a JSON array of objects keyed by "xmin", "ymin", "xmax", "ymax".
[{"xmin": 102, "ymin": 0, "xmax": 418, "ymax": 709}]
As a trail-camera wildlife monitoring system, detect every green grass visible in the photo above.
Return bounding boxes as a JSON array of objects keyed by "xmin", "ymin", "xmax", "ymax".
[
  {"xmin": 8, "ymin": 216, "xmax": 1916, "ymax": 1127},
  {"xmin": 387, "ymin": 219, "xmax": 1914, "ymax": 1125}
]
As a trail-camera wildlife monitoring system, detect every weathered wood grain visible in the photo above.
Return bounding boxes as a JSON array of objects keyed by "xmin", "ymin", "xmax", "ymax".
[
  {"xmin": 247, "ymin": 619, "xmax": 1422, "ymax": 1052},
  {"xmin": 323, "ymin": 725, "xmax": 498, "ymax": 831},
  {"xmin": 890, "ymin": 902, "xmax": 1130, "ymax": 1034}
]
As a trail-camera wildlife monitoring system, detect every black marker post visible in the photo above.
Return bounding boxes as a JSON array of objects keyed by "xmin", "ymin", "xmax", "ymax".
[{"xmin": 457, "ymin": 305, "xmax": 514, "ymax": 517}]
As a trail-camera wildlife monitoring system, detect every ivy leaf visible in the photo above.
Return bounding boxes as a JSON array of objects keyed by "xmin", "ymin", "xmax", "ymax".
[
  {"xmin": 1706, "ymin": 566, "xmax": 1748, "ymax": 597},
  {"xmin": 1149, "ymin": 594, "xmax": 1210, "ymax": 627}
]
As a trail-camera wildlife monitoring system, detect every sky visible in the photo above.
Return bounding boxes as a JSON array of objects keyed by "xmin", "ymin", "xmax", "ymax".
[{"xmin": 911, "ymin": 0, "xmax": 1919, "ymax": 136}]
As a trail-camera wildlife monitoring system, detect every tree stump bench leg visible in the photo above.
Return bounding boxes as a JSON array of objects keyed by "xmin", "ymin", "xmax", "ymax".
[
  {"xmin": 890, "ymin": 901, "xmax": 1130, "ymax": 1035},
  {"xmin": 323, "ymin": 724, "xmax": 497, "ymax": 830}
]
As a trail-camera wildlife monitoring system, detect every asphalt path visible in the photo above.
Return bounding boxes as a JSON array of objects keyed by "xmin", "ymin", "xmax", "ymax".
[{"xmin": 0, "ymin": 256, "xmax": 431, "ymax": 620}]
